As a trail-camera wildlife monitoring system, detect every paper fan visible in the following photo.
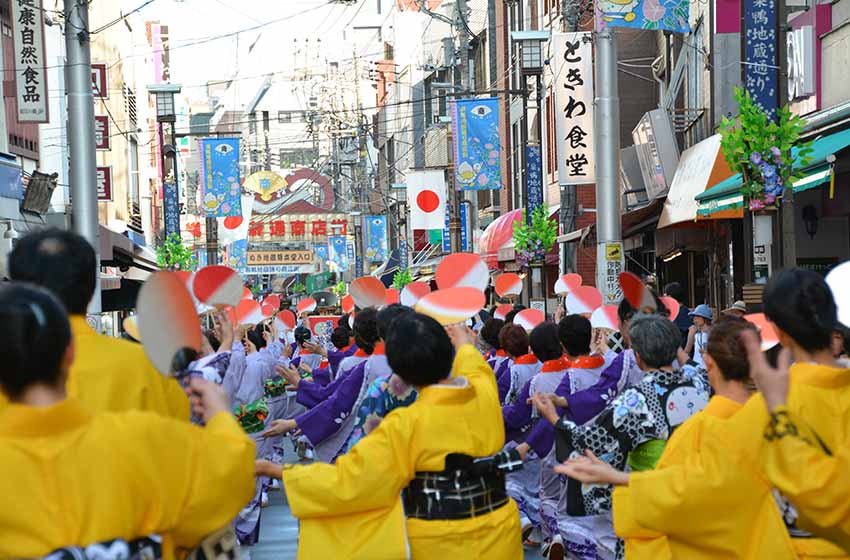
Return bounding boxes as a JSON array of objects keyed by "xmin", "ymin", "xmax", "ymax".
[
  {"xmin": 137, "ymin": 272, "xmax": 202, "ymax": 376},
  {"xmin": 493, "ymin": 303, "xmax": 514, "ymax": 321},
  {"xmin": 619, "ymin": 272, "xmax": 656, "ymax": 312},
  {"xmin": 554, "ymin": 273, "xmax": 582, "ymax": 296},
  {"xmin": 263, "ymin": 294, "xmax": 281, "ymax": 310},
  {"xmin": 297, "ymin": 297, "xmax": 317, "ymax": 315},
  {"xmin": 386, "ymin": 288, "xmax": 400, "ymax": 305},
  {"xmin": 237, "ymin": 299, "xmax": 265, "ymax": 325},
  {"xmin": 566, "ymin": 286, "xmax": 603, "ymax": 315},
  {"xmin": 341, "ymin": 294, "xmax": 355, "ymax": 314},
  {"xmin": 660, "ymin": 296, "xmax": 680, "ymax": 322},
  {"xmin": 242, "ymin": 287, "xmax": 253, "ymax": 300},
  {"xmin": 400, "ymin": 281, "xmax": 431, "ymax": 307},
  {"xmin": 350, "ymin": 277, "xmax": 387, "ymax": 309},
  {"xmin": 514, "ymin": 308, "xmax": 545, "ymax": 332},
  {"xmin": 435, "ymin": 253, "xmax": 489, "ymax": 291},
  {"xmin": 827, "ymin": 261, "xmax": 850, "ymax": 328},
  {"xmin": 193, "ymin": 266, "xmax": 244, "ymax": 307},
  {"xmin": 416, "ymin": 287, "xmax": 486, "ymax": 326},
  {"xmin": 261, "ymin": 303, "xmax": 277, "ymax": 319},
  {"xmin": 744, "ymin": 313, "xmax": 780, "ymax": 350},
  {"xmin": 495, "ymin": 273, "xmax": 523, "ymax": 298},
  {"xmin": 275, "ymin": 310, "xmax": 297, "ymax": 333},
  {"xmin": 123, "ymin": 315, "xmax": 140, "ymax": 341},
  {"xmin": 591, "ymin": 305, "xmax": 620, "ymax": 331}
]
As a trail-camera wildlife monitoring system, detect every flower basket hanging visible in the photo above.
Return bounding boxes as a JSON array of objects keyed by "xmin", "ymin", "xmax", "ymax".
[{"xmin": 512, "ymin": 206, "xmax": 558, "ymax": 269}]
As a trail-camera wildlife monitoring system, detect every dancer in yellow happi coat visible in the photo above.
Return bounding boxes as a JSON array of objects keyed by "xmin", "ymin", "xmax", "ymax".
[
  {"xmin": 257, "ymin": 313, "xmax": 522, "ymax": 559},
  {"xmin": 0, "ymin": 284, "xmax": 256, "ymax": 558}
]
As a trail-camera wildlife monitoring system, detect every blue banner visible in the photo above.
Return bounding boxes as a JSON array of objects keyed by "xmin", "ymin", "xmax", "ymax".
[
  {"xmin": 224, "ymin": 239, "xmax": 247, "ymax": 269},
  {"xmin": 328, "ymin": 236, "xmax": 348, "ymax": 272},
  {"xmin": 595, "ymin": 0, "xmax": 689, "ymax": 33},
  {"xmin": 356, "ymin": 255, "xmax": 364, "ymax": 277},
  {"xmin": 526, "ymin": 145, "xmax": 543, "ymax": 224},
  {"xmin": 313, "ymin": 243, "xmax": 329, "ymax": 265},
  {"xmin": 364, "ymin": 215, "xmax": 388, "ymax": 263},
  {"xmin": 163, "ymin": 182, "xmax": 180, "ymax": 239},
  {"xmin": 199, "ymin": 138, "xmax": 242, "ymax": 217},
  {"xmin": 442, "ymin": 205, "xmax": 470, "ymax": 252},
  {"xmin": 744, "ymin": 0, "xmax": 778, "ymax": 117},
  {"xmin": 196, "ymin": 248, "xmax": 208, "ymax": 270},
  {"xmin": 442, "ymin": 206, "xmax": 451, "ymax": 253},
  {"xmin": 399, "ymin": 241, "xmax": 408, "ymax": 271},
  {"xmin": 451, "ymin": 98, "xmax": 501, "ymax": 190}
]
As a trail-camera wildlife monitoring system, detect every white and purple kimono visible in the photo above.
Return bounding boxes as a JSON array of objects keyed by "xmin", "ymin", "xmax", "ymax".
[
  {"xmin": 295, "ymin": 352, "xmax": 370, "ymax": 409},
  {"xmin": 501, "ymin": 358, "xmax": 569, "ymax": 536},
  {"xmin": 294, "ymin": 350, "xmax": 393, "ymax": 463},
  {"xmin": 503, "ymin": 355, "xmax": 542, "ymax": 406},
  {"xmin": 495, "ymin": 357, "xmax": 514, "ymax": 404},
  {"xmin": 290, "ymin": 347, "xmax": 324, "ymax": 372},
  {"xmin": 561, "ymin": 350, "xmax": 643, "ymax": 426}
]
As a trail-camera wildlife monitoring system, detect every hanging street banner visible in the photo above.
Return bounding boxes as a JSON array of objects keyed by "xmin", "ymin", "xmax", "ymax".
[
  {"xmin": 12, "ymin": 0, "xmax": 49, "ymax": 122},
  {"xmin": 407, "ymin": 169, "xmax": 447, "ymax": 230},
  {"xmin": 365, "ymin": 215, "xmax": 388, "ymax": 263},
  {"xmin": 163, "ymin": 182, "xmax": 180, "ymax": 239},
  {"xmin": 595, "ymin": 0, "xmax": 689, "ymax": 33},
  {"xmin": 526, "ymin": 145, "xmax": 543, "ymax": 223},
  {"xmin": 328, "ymin": 236, "xmax": 349, "ymax": 272},
  {"xmin": 744, "ymin": 0, "xmax": 778, "ymax": 117},
  {"xmin": 199, "ymin": 138, "xmax": 242, "ymax": 217},
  {"xmin": 451, "ymin": 98, "xmax": 502, "ymax": 190},
  {"xmin": 95, "ymin": 116, "xmax": 111, "ymax": 150},
  {"xmin": 441, "ymin": 204, "xmax": 470, "ymax": 252},
  {"xmin": 247, "ymin": 250, "xmax": 313, "ymax": 266},
  {"xmin": 552, "ymin": 32, "xmax": 595, "ymax": 185},
  {"xmin": 313, "ymin": 243, "xmax": 330, "ymax": 265}
]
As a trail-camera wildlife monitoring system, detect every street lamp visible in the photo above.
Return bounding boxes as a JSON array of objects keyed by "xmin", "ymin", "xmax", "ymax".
[
  {"xmin": 147, "ymin": 84, "xmax": 183, "ymax": 242},
  {"xmin": 511, "ymin": 31, "xmax": 549, "ymax": 75}
]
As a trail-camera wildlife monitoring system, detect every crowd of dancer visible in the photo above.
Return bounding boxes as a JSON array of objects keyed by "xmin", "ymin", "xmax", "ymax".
[{"xmin": 1, "ymin": 227, "xmax": 849, "ymax": 560}]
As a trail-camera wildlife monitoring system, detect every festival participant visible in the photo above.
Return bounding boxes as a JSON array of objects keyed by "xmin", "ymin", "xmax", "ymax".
[
  {"xmin": 264, "ymin": 305, "xmax": 410, "ymax": 463},
  {"xmin": 663, "ymin": 282, "xmax": 691, "ymax": 348},
  {"xmin": 481, "ymin": 318, "xmax": 506, "ymax": 367},
  {"xmin": 0, "ymin": 284, "xmax": 255, "ymax": 557},
  {"xmin": 498, "ymin": 323, "xmax": 536, "ymax": 405},
  {"xmin": 721, "ymin": 300, "xmax": 748, "ymax": 318},
  {"xmin": 256, "ymin": 316, "xmax": 522, "ymax": 559},
  {"xmin": 685, "ymin": 304, "xmax": 713, "ymax": 369},
  {"xmin": 6, "ymin": 229, "xmax": 188, "ymax": 419},
  {"xmin": 344, "ymin": 370, "xmax": 417, "ymax": 453},
  {"xmin": 306, "ymin": 325, "xmax": 357, "ymax": 385},
  {"xmin": 552, "ymin": 314, "xmax": 710, "ymax": 557},
  {"xmin": 290, "ymin": 326, "xmax": 324, "ymax": 372},
  {"xmin": 556, "ymin": 316, "xmax": 800, "ymax": 559}
]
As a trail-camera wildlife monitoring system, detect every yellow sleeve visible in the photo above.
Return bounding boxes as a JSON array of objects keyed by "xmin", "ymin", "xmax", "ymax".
[
  {"xmin": 282, "ymin": 408, "xmax": 413, "ymax": 519},
  {"xmin": 763, "ymin": 405, "xmax": 850, "ymax": 535},
  {"xmin": 613, "ymin": 486, "xmax": 664, "ymax": 539},
  {"xmin": 452, "ymin": 344, "xmax": 495, "ymax": 389},
  {"xmin": 159, "ymin": 376, "xmax": 190, "ymax": 420},
  {"xmin": 133, "ymin": 411, "xmax": 256, "ymax": 548}
]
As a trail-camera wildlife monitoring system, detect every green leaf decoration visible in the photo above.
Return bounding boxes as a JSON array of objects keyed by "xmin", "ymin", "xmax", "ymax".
[{"xmin": 155, "ymin": 233, "xmax": 198, "ymax": 272}]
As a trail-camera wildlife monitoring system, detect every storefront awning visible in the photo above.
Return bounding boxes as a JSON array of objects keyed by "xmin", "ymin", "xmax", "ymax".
[
  {"xmin": 658, "ymin": 134, "xmax": 734, "ymax": 228},
  {"xmin": 696, "ymin": 128, "xmax": 850, "ymax": 217}
]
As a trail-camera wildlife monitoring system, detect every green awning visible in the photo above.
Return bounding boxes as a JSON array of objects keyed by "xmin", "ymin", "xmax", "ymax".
[{"xmin": 695, "ymin": 128, "xmax": 850, "ymax": 214}]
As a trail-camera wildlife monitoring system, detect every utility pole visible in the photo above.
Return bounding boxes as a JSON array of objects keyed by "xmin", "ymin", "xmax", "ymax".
[
  {"xmin": 457, "ymin": 0, "xmax": 476, "ymax": 252},
  {"xmin": 593, "ymin": 28, "xmax": 624, "ymax": 305},
  {"xmin": 65, "ymin": 0, "xmax": 101, "ymax": 314}
]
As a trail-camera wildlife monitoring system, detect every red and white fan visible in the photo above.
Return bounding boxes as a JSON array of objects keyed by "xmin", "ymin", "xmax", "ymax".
[
  {"xmin": 385, "ymin": 288, "xmax": 400, "ymax": 305},
  {"xmin": 493, "ymin": 303, "xmax": 513, "ymax": 321},
  {"xmin": 659, "ymin": 296, "xmax": 680, "ymax": 322},
  {"xmin": 341, "ymin": 294, "xmax": 355, "ymax": 314},
  {"xmin": 261, "ymin": 303, "xmax": 277, "ymax": 319},
  {"xmin": 350, "ymin": 277, "xmax": 387, "ymax": 309},
  {"xmin": 619, "ymin": 272, "xmax": 656, "ymax": 312},
  {"xmin": 263, "ymin": 294, "xmax": 281, "ymax": 310},
  {"xmin": 296, "ymin": 297, "xmax": 317, "ymax": 315},
  {"xmin": 566, "ymin": 286, "xmax": 603, "ymax": 315},
  {"xmin": 192, "ymin": 266, "xmax": 244, "ymax": 308},
  {"xmin": 554, "ymin": 273, "xmax": 582, "ymax": 296},
  {"xmin": 827, "ymin": 261, "xmax": 850, "ymax": 328},
  {"xmin": 275, "ymin": 310, "xmax": 297, "ymax": 334},
  {"xmin": 435, "ymin": 253, "xmax": 489, "ymax": 291},
  {"xmin": 400, "ymin": 281, "xmax": 431, "ymax": 307},
  {"xmin": 514, "ymin": 308, "xmax": 545, "ymax": 332},
  {"xmin": 416, "ymin": 287, "xmax": 486, "ymax": 326},
  {"xmin": 237, "ymin": 299, "xmax": 265, "ymax": 326},
  {"xmin": 122, "ymin": 315, "xmax": 140, "ymax": 342},
  {"xmin": 137, "ymin": 272, "xmax": 202, "ymax": 377},
  {"xmin": 744, "ymin": 313, "xmax": 780, "ymax": 350},
  {"xmin": 494, "ymin": 273, "xmax": 523, "ymax": 298},
  {"xmin": 590, "ymin": 305, "xmax": 620, "ymax": 331},
  {"xmin": 241, "ymin": 287, "xmax": 254, "ymax": 301}
]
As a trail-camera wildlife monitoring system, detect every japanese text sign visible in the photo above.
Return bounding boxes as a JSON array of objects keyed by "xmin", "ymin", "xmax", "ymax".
[
  {"xmin": 95, "ymin": 116, "xmax": 110, "ymax": 150},
  {"xmin": 744, "ymin": 0, "xmax": 778, "ymax": 117},
  {"xmin": 91, "ymin": 63, "xmax": 108, "ymax": 98},
  {"xmin": 96, "ymin": 167, "xmax": 112, "ymax": 201},
  {"xmin": 12, "ymin": 0, "xmax": 49, "ymax": 123},
  {"xmin": 247, "ymin": 250, "xmax": 313, "ymax": 266},
  {"xmin": 553, "ymin": 33, "xmax": 594, "ymax": 185},
  {"xmin": 526, "ymin": 145, "xmax": 543, "ymax": 221}
]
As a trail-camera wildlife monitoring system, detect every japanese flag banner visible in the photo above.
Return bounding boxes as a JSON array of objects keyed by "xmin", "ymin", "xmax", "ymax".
[
  {"xmin": 218, "ymin": 193, "xmax": 254, "ymax": 246},
  {"xmin": 406, "ymin": 170, "xmax": 447, "ymax": 230}
]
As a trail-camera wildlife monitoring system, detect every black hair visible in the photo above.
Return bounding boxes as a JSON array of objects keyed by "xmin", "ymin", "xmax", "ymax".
[
  {"xmin": 353, "ymin": 307, "xmax": 379, "ymax": 354},
  {"xmin": 705, "ymin": 316, "xmax": 757, "ymax": 383},
  {"xmin": 480, "ymin": 318, "xmax": 505, "ymax": 350},
  {"xmin": 330, "ymin": 326, "xmax": 351, "ymax": 350},
  {"xmin": 377, "ymin": 304, "xmax": 413, "ymax": 340},
  {"xmin": 504, "ymin": 304, "xmax": 526, "ymax": 325},
  {"xmin": 764, "ymin": 268, "xmax": 837, "ymax": 352},
  {"xmin": 294, "ymin": 325, "xmax": 311, "ymax": 346},
  {"xmin": 0, "ymin": 283, "xmax": 72, "ymax": 399},
  {"xmin": 558, "ymin": 314, "xmax": 593, "ymax": 357},
  {"xmin": 530, "ymin": 322, "xmax": 563, "ymax": 362},
  {"xmin": 499, "ymin": 324, "xmax": 529, "ymax": 358},
  {"xmin": 663, "ymin": 282, "xmax": 686, "ymax": 304},
  {"xmin": 386, "ymin": 312, "xmax": 453, "ymax": 386},
  {"xmin": 8, "ymin": 228, "xmax": 96, "ymax": 315},
  {"xmin": 338, "ymin": 313, "xmax": 351, "ymax": 328},
  {"xmin": 203, "ymin": 329, "xmax": 221, "ymax": 352},
  {"xmin": 247, "ymin": 324, "xmax": 267, "ymax": 350}
]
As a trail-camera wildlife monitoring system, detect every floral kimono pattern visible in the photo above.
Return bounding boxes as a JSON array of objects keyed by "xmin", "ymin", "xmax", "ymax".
[{"xmin": 345, "ymin": 373, "xmax": 417, "ymax": 453}]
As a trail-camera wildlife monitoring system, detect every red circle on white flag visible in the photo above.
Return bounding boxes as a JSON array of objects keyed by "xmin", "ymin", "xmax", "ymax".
[
  {"xmin": 416, "ymin": 190, "xmax": 440, "ymax": 213},
  {"xmin": 223, "ymin": 216, "xmax": 243, "ymax": 230}
]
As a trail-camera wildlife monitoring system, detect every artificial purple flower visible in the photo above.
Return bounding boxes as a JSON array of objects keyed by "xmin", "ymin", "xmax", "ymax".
[
  {"xmin": 749, "ymin": 198, "xmax": 766, "ymax": 211},
  {"xmin": 764, "ymin": 193, "xmax": 776, "ymax": 205},
  {"xmin": 770, "ymin": 146, "xmax": 782, "ymax": 161},
  {"xmin": 749, "ymin": 152, "xmax": 763, "ymax": 165},
  {"xmin": 761, "ymin": 163, "xmax": 776, "ymax": 179}
]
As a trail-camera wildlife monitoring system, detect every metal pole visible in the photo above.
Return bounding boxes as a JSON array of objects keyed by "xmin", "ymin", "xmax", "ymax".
[
  {"xmin": 593, "ymin": 28, "xmax": 624, "ymax": 305},
  {"xmin": 65, "ymin": 0, "xmax": 100, "ymax": 313}
]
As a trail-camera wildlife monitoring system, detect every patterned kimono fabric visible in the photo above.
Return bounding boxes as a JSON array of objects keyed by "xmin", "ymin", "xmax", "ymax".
[
  {"xmin": 344, "ymin": 373, "xmax": 417, "ymax": 453},
  {"xmin": 504, "ymin": 354, "xmax": 542, "ymax": 405},
  {"xmin": 555, "ymin": 367, "xmax": 711, "ymax": 559}
]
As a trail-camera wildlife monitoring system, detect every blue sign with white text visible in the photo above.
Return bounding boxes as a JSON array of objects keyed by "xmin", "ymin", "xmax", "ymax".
[
  {"xmin": 744, "ymin": 0, "xmax": 778, "ymax": 117},
  {"xmin": 163, "ymin": 182, "xmax": 180, "ymax": 239},
  {"xmin": 199, "ymin": 138, "xmax": 242, "ymax": 217},
  {"xmin": 526, "ymin": 145, "xmax": 543, "ymax": 224}
]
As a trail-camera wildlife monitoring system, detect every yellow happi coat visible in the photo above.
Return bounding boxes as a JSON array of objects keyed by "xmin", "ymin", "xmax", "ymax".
[
  {"xmin": 0, "ymin": 401, "xmax": 256, "ymax": 558},
  {"xmin": 613, "ymin": 395, "xmax": 796, "ymax": 559},
  {"xmin": 281, "ymin": 344, "xmax": 522, "ymax": 559},
  {"xmin": 0, "ymin": 316, "xmax": 190, "ymax": 419},
  {"xmin": 615, "ymin": 363, "xmax": 850, "ymax": 559}
]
